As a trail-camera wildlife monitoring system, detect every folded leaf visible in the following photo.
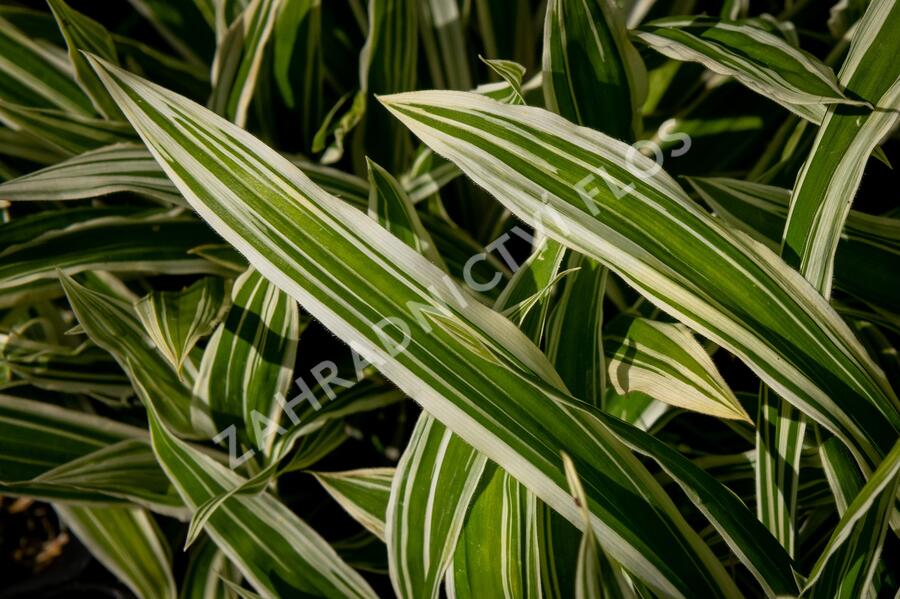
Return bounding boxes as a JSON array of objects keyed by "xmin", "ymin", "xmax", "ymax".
[
  {"xmin": 135, "ymin": 277, "xmax": 227, "ymax": 374},
  {"xmin": 314, "ymin": 468, "xmax": 393, "ymax": 540},
  {"xmin": 605, "ymin": 316, "xmax": 749, "ymax": 421}
]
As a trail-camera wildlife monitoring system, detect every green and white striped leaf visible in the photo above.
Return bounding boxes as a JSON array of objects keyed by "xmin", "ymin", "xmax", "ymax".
[
  {"xmin": 599, "ymin": 412, "xmax": 800, "ymax": 597},
  {"xmin": 495, "ymin": 237, "xmax": 567, "ymax": 340},
  {"xmin": 782, "ymin": 0, "xmax": 900, "ymax": 298},
  {"xmin": 0, "ymin": 334, "xmax": 131, "ymax": 400},
  {"xmin": 802, "ymin": 438, "xmax": 900, "ymax": 598},
  {"xmin": 314, "ymin": 467, "xmax": 393, "ymax": 540},
  {"xmin": 379, "ymin": 89, "xmax": 898, "ymax": 471},
  {"xmin": 368, "ymin": 159, "xmax": 518, "ymax": 599},
  {"xmin": 181, "ymin": 536, "xmax": 242, "ymax": 599},
  {"xmin": 209, "ymin": 0, "xmax": 281, "ymax": 127},
  {"xmin": 543, "ymin": 0, "xmax": 645, "ymax": 139},
  {"xmin": 561, "ymin": 453, "xmax": 612, "ymax": 599},
  {"xmin": 687, "ymin": 176, "xmax": 900, "ymax": 316},
  {"xmin": 89, "ymin": 56, "xmax": 742, "ymax": 597},
  {"xmin": 634, "ymin": 16, "xmax": 863, "ymax": 123},
  {"xmin": 0, "ymin": 14, "xmax": 93, "ymax": 114},
  {"xmin": 181, "ymin": 380, "xmax": 401, "ymax": 550},
  {"xmin": 0, "ymin": 143, "xmax": 184, "ymax": 205},
  {"xmin": 419, "ymin": 0, "xmax": 471, "ymax": 91},
  {"xmin": 0, "ymin": 393, "xmax": 141, "ymax": 490},
  {"xmin": 458, "ymin": 226, "xmax": 569, "ymax": 599},
  {"xmin": 56, "ymin": 504, "xmax": 177, "ymax": 599},
  {"xmin": 0, "ymin": 99, "xmax": 133, "ymax": 155},
  {"xmin": 758, "ymin": 0, "xmax": 900, "ymax": 559},
  {"xmin": 192, "ymin": 267, "xmax": 299, "ymax": 453},
  {"xmin": 0, "ymin": 394, "xmax": 180, "ymax": 511},
  {"xmin": 0, "ymin": 125, "xmax": 67, "ymax": 166},
  {"xmin": 60, "ymin": 273, "xmax": 203, "ymax": 438},
  {"xmin": 268, "ymin": 0, "xmax": 322, "ymax": 148},
  {"xmin": 135, "ymin": 276, "xmax": 228, "ymax": 374},
  {"xmin": 755, "ymin": 384, "xmax": 805, "ymax": 556},
  {"xmin": 356, "ymin": 0, "xmax": 418, "ymax": 170},
  {"xmin": 604, "ymin": 316, "xmax": 749, "ymax": 421},
  {"xmin": 140, "ymin": 384, "xmax": 379, "ymax": 599},
  {"xmin": 545, "ymin": 252, "xmax": 607, "ymax": 408},
  {"xmin": 34, "ymin": 439, "xmax": 185, "ymax": 516},
  {"xmin": 387, "ymin": 415, "xmax": 488, "ymax": 599},
  {"xmin": 819, "ymin": 436, "xmax": 865, "ymax": 518},
  {"xmin": 448, "ymin": 463, "xmax": 543, "ymax": 599},
  {"xmin": 378, "ymin": 151, "xmax": 550, "ymax": 599},
  {"xmin": 0, "ymin": 205, "xmax": 135, "ymax": 250},
  {"xmin": 367, "ymin": 158, "xmax": 445, "ymax": 268},
  {"xmin": 0, "ymin": 209, "xmax": 225, "ymax": 302},
  {"xmin": 47, "ymin": 0, "xmax": 125, "ymax": 119}
]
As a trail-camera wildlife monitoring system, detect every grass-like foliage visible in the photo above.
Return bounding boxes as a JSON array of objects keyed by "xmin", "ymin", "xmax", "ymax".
[{"xmin": 0, "ymin": 0, "xmax": 898, "ymax": 597}]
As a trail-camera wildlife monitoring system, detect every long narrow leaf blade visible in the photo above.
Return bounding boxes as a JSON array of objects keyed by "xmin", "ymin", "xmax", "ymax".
[
  {"xmin": 56, "ymin": 505, "xmax": 177, "ymax": 599},
  {"xmin": 633, "ymin": 16, "xmax": 862, "ymax": 123}
]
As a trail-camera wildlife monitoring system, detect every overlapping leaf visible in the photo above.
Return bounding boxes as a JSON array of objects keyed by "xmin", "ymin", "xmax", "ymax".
[
  {"xmin": 633, "ymin": 16, "xmax": 863, "ymax": 123},
  {"xmin": 88, "ymin": 56, "xmax": 742, "ymax": 598},
  {"xmin": 379, "ymin": 89, "xmax": 898, "ymax": 471}
]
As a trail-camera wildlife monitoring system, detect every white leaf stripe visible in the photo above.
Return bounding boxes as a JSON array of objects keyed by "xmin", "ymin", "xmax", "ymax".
[
  {"xmin": 89, "ymin": 56, "xmax": 740, "ymax": 597},
  {"xmin": 378, "ymin": 89, "xmax": 898, "ymax": 471}
]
